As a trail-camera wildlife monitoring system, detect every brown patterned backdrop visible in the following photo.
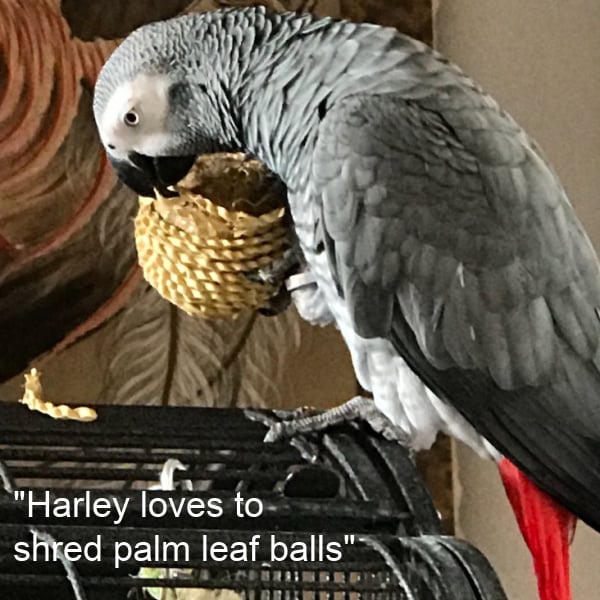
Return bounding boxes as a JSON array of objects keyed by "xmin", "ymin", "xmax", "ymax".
[{"xmin": 0, "ymin": 0, "xmax": 449, "ymax": 527}]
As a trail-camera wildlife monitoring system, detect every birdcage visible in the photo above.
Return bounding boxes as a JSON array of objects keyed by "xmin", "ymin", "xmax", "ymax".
[{"xmin": 0, "ymin": 402, "xmax": 507, "ymax": 600}]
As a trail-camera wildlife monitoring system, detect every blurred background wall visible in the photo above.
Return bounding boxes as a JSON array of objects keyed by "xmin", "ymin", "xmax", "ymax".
[{"xmin": 0, "ymin": 0, "xmax": 430, "ymax": 413}]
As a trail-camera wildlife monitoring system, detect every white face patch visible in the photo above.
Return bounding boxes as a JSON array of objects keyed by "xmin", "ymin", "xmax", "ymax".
[{"xmin": 99, "ymin": 73, "xmax": 174, "ymax": 159}]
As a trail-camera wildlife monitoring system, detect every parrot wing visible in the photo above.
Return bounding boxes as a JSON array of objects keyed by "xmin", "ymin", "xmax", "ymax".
[{"xmin": 311, "ymin": 84, "xmax": 600, "ymax": 530}]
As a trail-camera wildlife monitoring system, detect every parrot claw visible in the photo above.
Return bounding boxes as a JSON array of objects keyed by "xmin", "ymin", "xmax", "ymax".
[
  {"xmin": 245, "ymin": 397, "xmax": 410, "ymax": 447},
  {"xmin": 271, "ymin": 406, "xmax": 321, "ymax": 419},
  {"xmin": 255, "ymin": 247, "xmax": 301, "ymax": 285},
  {"xmin": 244, "ymin": 408, "xmax": 321, "ymax": 462},
  {"xmin": 246, "ymin": 248, "xmax": 302, "ymax": 316}
]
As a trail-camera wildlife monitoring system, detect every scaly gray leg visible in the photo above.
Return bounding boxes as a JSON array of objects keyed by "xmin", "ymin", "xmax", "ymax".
[{"xmin": 245, "ymin": 396, "xmax": 410, "ymax": 445}]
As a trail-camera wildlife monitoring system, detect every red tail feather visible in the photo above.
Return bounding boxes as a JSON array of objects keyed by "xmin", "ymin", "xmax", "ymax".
[{"xmin": 499, "ymin": 459, "xmax": 576, "ymax": 600}]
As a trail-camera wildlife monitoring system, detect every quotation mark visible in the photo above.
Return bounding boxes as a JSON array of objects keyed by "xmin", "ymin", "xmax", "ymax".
[
  {"xmin": 344, "ymin": 535, "xmax": 355, "ymax": 544},
  {"xmin": 14, "ymin": 491, "xmax": 24, "ymax": 502}
]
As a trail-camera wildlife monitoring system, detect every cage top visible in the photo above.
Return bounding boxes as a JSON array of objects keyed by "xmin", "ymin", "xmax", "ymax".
[
  {"xmin": 0, "ymin": 403, "xmax": 506, "ymax": 600},
  {"xmin": 0, "ymin": 403, "xmax": 440, "ymax": 536}
]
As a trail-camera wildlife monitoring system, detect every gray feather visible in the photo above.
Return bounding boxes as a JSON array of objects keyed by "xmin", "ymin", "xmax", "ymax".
[{"xmin": 94, "ymin": 6, "xmax": 600, "ymax": 530}]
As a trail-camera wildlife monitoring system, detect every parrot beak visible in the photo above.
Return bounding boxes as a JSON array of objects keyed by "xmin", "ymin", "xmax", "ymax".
[{"xmin": 109, "ymin": 153, "xmax": 197, "ymax": 198}]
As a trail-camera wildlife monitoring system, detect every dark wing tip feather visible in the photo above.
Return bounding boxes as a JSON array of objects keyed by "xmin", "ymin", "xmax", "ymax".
[{"xmin": 390, "ymin": 305, "xmax": 600, "ymax": 531}]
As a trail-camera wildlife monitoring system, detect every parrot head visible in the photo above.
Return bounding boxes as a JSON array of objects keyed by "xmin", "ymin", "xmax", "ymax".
[
  {"xmin": 93, "ymin": 17, "xmax": 242, "ymax": 198},
  {"xmin": 94, "ymin": 71, "xmax": 198, "ymax": 198}
]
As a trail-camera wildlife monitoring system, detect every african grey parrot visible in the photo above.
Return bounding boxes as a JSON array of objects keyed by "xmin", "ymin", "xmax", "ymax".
[{"xmin": 93, "ymin": 7, "xmax": 599, "ymax": 597}]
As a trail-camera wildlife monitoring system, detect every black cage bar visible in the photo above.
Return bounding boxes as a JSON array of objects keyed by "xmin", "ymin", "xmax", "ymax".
[{"xmin": 0, "ymin": 402, "xmax": 507, "ymax": 600}]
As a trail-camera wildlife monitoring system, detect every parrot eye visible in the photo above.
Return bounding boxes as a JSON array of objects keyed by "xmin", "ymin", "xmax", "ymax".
[{"xmin": 123, "ymin": 109, "xmax": 140, "ymax": 127}]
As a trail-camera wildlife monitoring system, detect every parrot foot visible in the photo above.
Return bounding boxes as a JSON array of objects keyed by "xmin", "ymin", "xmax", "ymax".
[
  {"xmin": 246, "ymin": 247, "xmax": 303, "ymax": 316},
  {"xmin": 256, "ymin": 247, "xmax": 300, "ymax": 285},
  {"xmin": 245, "ymin": 396, "xmax": 410, "ymax": 445}
]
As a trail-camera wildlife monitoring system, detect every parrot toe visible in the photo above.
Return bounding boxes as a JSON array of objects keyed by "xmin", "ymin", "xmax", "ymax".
[{"xmin": 245, "ymin": 397, "xmax": 410, "ymax": 446}]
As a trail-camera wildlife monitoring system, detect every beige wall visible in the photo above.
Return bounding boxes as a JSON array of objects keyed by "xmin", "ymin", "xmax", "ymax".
[{"xmin": 435, "ymin": 2, "xmax": 600, "ymax": 599}]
